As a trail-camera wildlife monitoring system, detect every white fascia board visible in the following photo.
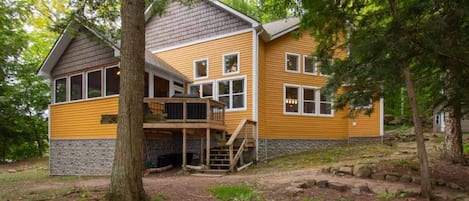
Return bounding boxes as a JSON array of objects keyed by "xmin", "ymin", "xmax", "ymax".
[
  {"xmin": 38, "ymin": 28, "xmax": 72, "ymax": 81},
  {"xmin": 269, "ymin": 24, "xmax": 300, "ymax": 41},
  {"xmin": 209, "ymin": 0, "xmax": 260, "ymax": 27}
]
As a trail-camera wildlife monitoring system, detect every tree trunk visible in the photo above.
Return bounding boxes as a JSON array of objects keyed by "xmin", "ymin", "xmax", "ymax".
[
  {"xmin": 107, "ymin": 0, "xmax": 147, "ymax": 200},
  {"xmin": 443, "ymin": 106, "xmax": 464, "ymax": 164},
  {"xmin": 403, "ymin": 66, "xmax": 432, "ymax": 198}
]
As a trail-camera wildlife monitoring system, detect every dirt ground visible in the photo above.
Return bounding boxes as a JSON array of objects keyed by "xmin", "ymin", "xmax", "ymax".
[{"xmin": 1, "ymin": 133, "xmax": 468, "ymax": 201}]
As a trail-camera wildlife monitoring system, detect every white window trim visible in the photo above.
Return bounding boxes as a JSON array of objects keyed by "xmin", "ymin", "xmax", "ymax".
[
  {"xmin": 222, "ymin": 52, "xmax": 240, "ymax": 76},
  {"xmin": 216, "ymin": 75, "xmax": 247, "ymax": 112},
  {"xmin": 303, "ymin": 55, "xmax": 318, "ymax": 75},
  {"xmin": 283, "ymin": 83, "xmax": 301, "ymax": 115},
  {"xmin": 53, "ymin": 76, "xmax": 67, "ymax": 104},
  {"xmin": 283, "ymin": 84, "xmax": 334, "ymax": 117},
  {"xmin": 302, "ymin": 86, "xmax": 320, "ymax": 116},
  {"xmin": 85, "ymin": 68, "xmax": 103, "ymax": 100},
  {"xmin": 193, "ymin": 58, "xmax": 209, "ymax": 80},
  {"xmin": 285, "ymin": 52, "xmax": 300, "ymax": 73},
  {"xmin": 104, "ymin": 64, "xmax": 120, "ymax": 97},
  {"xmin": 68, "ymin": 72, "xmax": 84, "ymax": 102}
]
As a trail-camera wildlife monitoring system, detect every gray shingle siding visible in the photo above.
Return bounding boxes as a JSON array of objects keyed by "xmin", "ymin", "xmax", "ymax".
[
  {"xmin": 52, "ymin": 31, "xmax": 118, "ymax": 77},
  {"xmin": 145, "ymin": 1, "xmax": 251, "ymax": 51}
]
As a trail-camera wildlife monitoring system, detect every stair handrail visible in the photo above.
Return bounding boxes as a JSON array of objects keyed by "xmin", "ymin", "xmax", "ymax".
[{"xmin": 225, "ymin": 119, "xmax": 257, "ymax": 172}]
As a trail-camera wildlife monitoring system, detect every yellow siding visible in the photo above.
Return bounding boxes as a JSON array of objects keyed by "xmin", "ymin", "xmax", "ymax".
[
  {"xmin": 260, "ymin": 32, "xmax": 379, "ymax": 139},
  {"xmin": 50, "ymin": 97, "xmax": 118, "ymax": 139},
  {"xmin": 348, "ymin": 102, "xmax": 381, "ymax": 137},
  {"xmin": 258, "ymin": 40, "xmax": 266, "ymax": 138},
  {"xmin": 156, "ymin": 32, "xmax": 254, "ymax": 133}
]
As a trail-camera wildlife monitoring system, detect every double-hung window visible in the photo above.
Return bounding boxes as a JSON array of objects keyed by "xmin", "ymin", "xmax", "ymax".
[
  {"xmin": 285, "ymin": 53, "xmax": 300, "ymax": 73},
  {"xmin": 303, "ymin": 87, "xmax": 316, "ymax": 114},
  {"xmin": 70, "ymin": 74, "xmax": 83, "ymax": 101},
  {"xmin": 54, "ymin": 77, "xmax": 67, "ymax": 103},
  {"xmin": 87, "ymin": 70, "xmax": 102, "ymax": 98},
  {"xmin": 284, "ymin": 85, "xmax": 300, "ymax": 114},
  {"xmin": 217, "ymin": 78, "xmax": 245, "ymax": 110},
  {"xmin": 194, "ymin": 58, "xmax": 208, "ymax": 79}
]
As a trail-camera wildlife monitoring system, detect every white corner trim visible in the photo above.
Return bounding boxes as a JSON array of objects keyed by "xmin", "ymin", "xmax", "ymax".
[
  {"xmin": 151, "ymin": 28, "xmax": 253, "ymax": 53},
  {"xmin": 380, "ymin": 97, "xmax": 384, "ymax": 136},
  {"xmin": 252, "ymin": 29, "xmax": 258, "ymax": 121}
]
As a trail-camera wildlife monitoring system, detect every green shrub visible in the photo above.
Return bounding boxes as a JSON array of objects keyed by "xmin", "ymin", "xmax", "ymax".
[{"xmin": 209, "ymin": 185, "xmax": 261, "ymax": 201}]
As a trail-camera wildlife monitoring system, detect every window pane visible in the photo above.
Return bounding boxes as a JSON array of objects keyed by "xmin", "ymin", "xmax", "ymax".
[
  {"xmin": 304, "ymin": 56, "xmax": 316, "ymax": 73},
  {"xmin": 320, "ymin": 94, "xmax": 332, "ymax": 102},
  {"xmin": 190, "ymin": 85, "xmax": 200, "ymax": 96},
  {"xmin": 70, "ymin": 74, "xmax": 83, "ymax": 101},
  {"xmin": 232, "ymin": 79, "xmax": 244, "ymax": 93},
  {"xmin": 233, "ymin": 94, "xmax": 244, "ymax": 108},
  {"xmin": 55, "ymin": 78, "xmax": 66, "ymax": 103},
  {"xmin": 219, "ymin": 96, "xmax": 230, "ymax": 108},
  {"xmin": 106, "ymin": 67, "xmax": 120, "ymax": 96},
  {"xmin": 218, "ymin": 80, "xmax": 230, "ymax": 95},
  {"xmin": 320, "ymin": 103, "xmax": 332, "ymax": 114},
  {"xmin": 285, "ymin": 86, "xmax": 299, "ymax": 113},
  {"xmin": 286, "ymin": 54, "xmax": 298, "ymax": 71},
  {"xmin": 202, "ymin": 83, "xmax": 212, "ymax": 98},
  {"xmin": 304, "ymin": 102, "xmax": 315, "ymax": 114},
  {"xmin": 224, "ymin": 54, "xmax": 238, "ymax": 73},
  {"xmin": 87, "ymin": 70, "xmax": 102, "ymax": 98},
  {"xmin": 144, "ymin": 72, "xmax": 149, "ymax": 97},
  {"xmin": 303, "ymin": 88, "xmax": 315, "ymax": 101},
  {"xmin": 195, "ymin": 60, "xmax": 207, "ymax": 78}
]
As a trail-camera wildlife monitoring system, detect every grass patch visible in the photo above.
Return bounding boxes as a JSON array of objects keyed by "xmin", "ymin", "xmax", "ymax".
[
  {"xmin": 384, "ymin": 124, "xmax": 412, "ymax": 131},
  {"xmin": 249, "ymin": 144, "xmax": 395, "ymax": 172},
  {"xmin": 209, "ymin": 185, "xmax": 261, "ymax": 201},
  {"xmin": 464, "ymin": 143, "xmax": 469, "ymax": 154}
]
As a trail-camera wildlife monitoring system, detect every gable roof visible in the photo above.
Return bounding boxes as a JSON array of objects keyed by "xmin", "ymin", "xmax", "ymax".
[
  {"xmin": 260, "ymin": 17, "xmax": 300, "ymax": 42},
  {"xmin": 144, "ymin": 0, "xmax": 259, "ymax": 27},
  {"xmin": 38, "ymin": 19, "xmax": 190, "ymax": 82}
]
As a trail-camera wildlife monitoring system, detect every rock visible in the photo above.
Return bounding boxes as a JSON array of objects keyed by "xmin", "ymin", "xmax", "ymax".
[
  {"xmin": 447, "ymin": 182, "xmax": 460, "ymax": 190},
  {"xmin": 371, "ymin": 172, "xmax": 385, "ymax": 180},
  {"xmin": 328, "ymin": 182, "xmax": 348, "ymax": 192},
  {"xmin": 337, "ymin": 173, "xmax": 345, "ymax": 176},
  {"xmin": 317, "ymin": 180, "xmax": 328, "ymax": 188},
  {"xmin": 330, "ymin": 167, "xmax": 339, "ymax": 174},
  {"xmin": 435, "ymin": 179, "xmax": 446, "ymax": 186},
  {"xmin": 353, "ymin": 164, "xmax": 372, "ymax": 178},
  {"xmin": 321, "ymin": 167, "xmax": 331, "ymax": 173},
  {"xmin": 351, "ymin": 187, "xmax": 361, "ymax": 195},
  {"xmin": 292, "ymin": 180, "xmax": 316, "ymax": 189},
  {"xmin": 401, "ymin": 188, "xmax": 420, "ymax": 197},
  {"xmin": 7, "ymin": 169, "xmax": 16, "ymax": 173},
  {"xmin": 385, "ymin": 174, "xmax": 400, "ymax": 182},
  {"xmin": 338, "ymin": 166, "xmax": 353, "ymax": 175},
  {"xmin": 285, "ymin": 186, "xmax": 305, "ymax": 195},
  {"xmin": 399, "ymin": 175, "xmax": 412, "ymax": 183},
  {"xmin": 411, "ymin": 176, "xmax": 421, "ymax": 184}
]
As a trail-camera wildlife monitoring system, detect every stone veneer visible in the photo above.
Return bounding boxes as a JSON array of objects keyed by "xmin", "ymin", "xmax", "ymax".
[
  {"xmin": 49, "ymin": 139, "xmax": 116, "ymax": 175},
  {"xmin": 257, "ymin": 138, "xmax": 347, "ymax": 161}
]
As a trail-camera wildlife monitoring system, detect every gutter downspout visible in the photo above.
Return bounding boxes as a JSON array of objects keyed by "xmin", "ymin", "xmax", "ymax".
[{"xmin": 253, "ymin": 28, "xmax": 263, "ymax": 162}]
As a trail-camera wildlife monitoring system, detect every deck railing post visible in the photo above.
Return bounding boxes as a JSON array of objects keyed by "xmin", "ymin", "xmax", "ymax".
[
  {"xmin": 206, "ymin": 128, "xmax": 210, "ymax": 167},
  {"xmin": 182, "ymin": 100, "xmax": 187, "ymax": 122},
  {"xmin": 206, "ymin": 99, "xmax": 210, "ymax": 122}
]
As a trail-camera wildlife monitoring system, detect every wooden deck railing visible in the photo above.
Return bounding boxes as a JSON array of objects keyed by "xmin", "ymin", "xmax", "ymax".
[
  {"xmin": 225, "ymin": 119, "xmax": 257, "ymax": 172},
  {"xmin": 143, "ymin": 98, "xmax": 225, "ymax": 125}
]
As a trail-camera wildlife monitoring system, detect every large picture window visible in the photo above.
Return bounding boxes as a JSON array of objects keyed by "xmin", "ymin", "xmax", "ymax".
[
  {"xmin": 223, "ymin": 52, "xmax": 239, "ymax": 75},
  {"xmin": 87, "ymin": 70, "xmax": 102, "ymax": 98},
  {"xmin": 285, "ymin": 53, "xmax": 300, "ymax": 73},
  {"xmin": 194, "ymin": 59, "xmax": 208, "ymax": 79},
  {"xmin": 54, "ymin": 78, "xmax": 67, "ymax": 103},
  {"xmin": 105, "ymin": 66, "xmax": 120, "ymax": 96},
  {"xmin": 70, "ymin": 74, "xmax": 83, "ymax": 101},
  {"xmin": 283, "ymin": 84, "xmax": 333, "ymax": 116},
  {"xmin": 217, "ymin": 78, "xmax": 245, "ymax": 109}
]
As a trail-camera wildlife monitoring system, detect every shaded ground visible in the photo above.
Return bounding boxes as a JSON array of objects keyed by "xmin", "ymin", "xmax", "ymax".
[{"xmin": 1, "ymin": 133, "xmax": 468, "ymax": 201}]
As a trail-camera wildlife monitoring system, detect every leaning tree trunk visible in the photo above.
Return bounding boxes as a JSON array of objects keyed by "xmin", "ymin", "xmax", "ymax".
[
  {"xmin": 403, "ymin": 66, "xmax": 432, "ymax": 198},
  {"xmin": 107, "ymin": 0, "xmax": 147, "ymax": 200}
]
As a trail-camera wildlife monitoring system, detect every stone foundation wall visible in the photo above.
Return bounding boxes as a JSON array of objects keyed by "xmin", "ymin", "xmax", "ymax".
[
  {"xmin": 49, "ymin": 139, "xmax": 115, "ymax": 175},
  {"xmin": 347, "ymin": 136, "xmax": 382, "ymax": 145},
  {"xmin": 257, "ymin": 138, "xmax": 346, "ymax": 161}
]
